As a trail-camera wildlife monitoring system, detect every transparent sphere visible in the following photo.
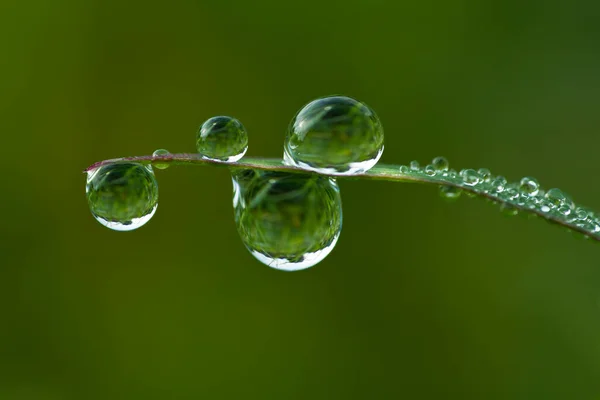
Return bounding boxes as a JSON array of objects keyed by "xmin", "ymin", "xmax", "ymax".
[
  {"xmin": 232, "ymin": 169, "xmax": 343, "ymax": 271},
  {"xmin": 284, "ymin": 96, "xmax": 384, "ymax": 175},
  {"xmin": 86, "ymin": 163, "xmax": 158, "ymax": 231},
  {"xmin": 196, "ymin": 116, "xmax": 248, "ymax": 162}
]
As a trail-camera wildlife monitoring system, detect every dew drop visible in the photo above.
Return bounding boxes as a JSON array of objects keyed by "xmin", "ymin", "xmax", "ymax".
[
  {"xmin": 490, "ymin": 176, "xmax": 507, "ymax": 193},
  {"xmin": 409, "ymin": 160, "xmax": 420, "ymax": 171},
  {"xmin": 519, "ymin": 177, "xmax": 539, "ymax": 196},
  {"xmin": 283, "ymin": 95, "xmax": 384, "ymax": 175},
  {"xmin": 440, "ymin": 185, "xmax": 461, "ymax": 200},
  {"xmin": 399, "ymin": 165, "xmax": 410, "ymax": 173},
  {"xmin": 544, "ymin": 188, "xmax": 572, "ymax": 208},
  {"xmin": 232, "ymin": 170, "xmax": 342, "ymax": 271},
  {"xmin": 86, "ymin": 163, "xmax": 158, "ymax": 231},
  {"xmin": 152, "ymin": 148, "xmax": 171, "ymax": 170},
  {"xmin": 460, "ymin": 169, "xmax": 480, "ymax": 186},
  {"xmin": 196, "ymin": 116, "xmax": 248, "ymax": 162},
  {"xmin": 558, "ymin": 205, "xmax": 572, "ymax": 216},
  {"xmin": 431, "ymin": 156, "xmax": 449, "ymax": 171},
  {"xmin": 477, "ymin": 168, "xmax": 492, "ymax": 183},
  {"xmin": 424, "ymin": 165, "xmax": 436, "ymax": 176}
]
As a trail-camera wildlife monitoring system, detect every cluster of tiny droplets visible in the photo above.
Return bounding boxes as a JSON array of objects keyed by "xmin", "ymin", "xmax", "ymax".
[{"xmin": 399, "ymin": 157, "xmax": 600, "ymax": 239}]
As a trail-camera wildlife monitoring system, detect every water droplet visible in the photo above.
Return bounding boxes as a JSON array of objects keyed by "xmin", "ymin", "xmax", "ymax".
[
  {"xmin": 575, "ymin": 207, "xmax": 589, "ymax": 220},
  {"xmin": 460, "ymin": 169, "xmax": 480, "ymax": 186},
  {"xmin": 490, "ymin": 176, "xmax": 507, "ymax": 193},
  {"xmin": 504, "ymin": 187, "xmax": 519, "ymax": 200},
  {"xmin": 152, "ymin": 148, "xmax": 171, "ymax": 170},
  {"xmin": 477, "ymin": 168, "xmax": 492, "ymax": 182},
  {"xmin": 424, "ymin": 165, "xmax": 436, "ymax": 176},
  {"xmin": 196, "ymin": 116, "xmax": 248, "ymax": 162},
  {"xmin": 399, "ymin": 165, "xmax": 409, "ymax": 173},
  {"xmin": 440, "ymin": 185, "xmax": 461, "ymax": 200},
  {"xmin": 519, "ymin": 177, "xmax": 539, "ymax": 196},
  {"xmin": 86, "ymin": 163, "xmax": 158, "ymax": 231},
  {"xmin": 409, "ymin": 160, "xmax": 420, "ymax": 171},
  {"xmin": 558, "ymin": 205, "xmax": 572, "ymax": 216},
  {"xmin": 283, "ymin": 96, "xmax": 384, "ymax": 175},
  {"xmin": 431, "ymin": 156, "xmax": 449, "ymax": 171},
  {"xmin": 544, "ymin": 188, "xmax": 572, "ymax": 208},
  {"xmin": 232, "ymin": 170, "xmax": 342, "ymax": 271}
]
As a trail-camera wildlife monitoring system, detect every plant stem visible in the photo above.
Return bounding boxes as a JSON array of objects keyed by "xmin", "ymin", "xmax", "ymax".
[{"xmin": 85, "ymin": 153, "xmax": 600, "ymax": 242}]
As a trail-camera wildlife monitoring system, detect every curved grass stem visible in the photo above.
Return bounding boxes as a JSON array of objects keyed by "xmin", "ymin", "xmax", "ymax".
[{"xmin": 85, "ymin": 153, "xmax": 600, "ymax": 242}]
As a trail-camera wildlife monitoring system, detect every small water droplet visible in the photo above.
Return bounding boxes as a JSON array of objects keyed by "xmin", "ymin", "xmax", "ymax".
[
  {"xmin": 399, "ymin": 165, "xmax": 409, "ymax": 173},
  {"xmin": 504, "ymin": 188, "xmax": 519, "ymax": 200},
  {"xmin": 477, "ymin": 168, "xmax": 492, "ymax": 182},
  {"xmin": 152, "ymin": 149, "xmax": 171, "ymax": 170},
  {"xmin": 460, "ymin": 169, "xmax": 480, "ymax": 186},
  {"xmin": 86, "ymin": 163, "xmax": 159, "ymax": 231},
  {"xmin": 558, "ymin": 205, "xmax": 572, "ymax": 216},
  {"xmin": 197, "ymin": 116, "xmax": 248, "ymax": 162},
  {"xmin": 409, "ymin": 160, "xmax": 420, "ymax": 171},
  {"xmin": 519, "ymin": 177, "xmax": 539, "ymax": 196},
  {"xmin": 545, "ymin": 188, "xmax": 572, "ymax": 208},
  {"xmin": 575, "ymin": 207, "xmax": 589, "ymax": 220},
  {"xmin": 283, "ymin": 96, "xmax": 384, "ymax": 175},
  {"xmin": 440, "ymin": 185, "xmax": 461, "ymax": 200},
  {"xmin": 232, "ymin": 170, "xmax": 342, "ymax": 271},
  {"xmin": 431, "ymin": 156, "xmax": 449, "ymax": 171},
  {"xmin": 424, "ymin": 165, "xmax": 436, "ymax": 176},
  {"xmin": 490, "ymin": 176, "xmax": 507, "ymax": 193}
]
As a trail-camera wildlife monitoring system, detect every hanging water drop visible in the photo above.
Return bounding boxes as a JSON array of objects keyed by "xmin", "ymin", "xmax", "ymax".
[
  {"xmin": 283, "ymin": 96, "xmax": 384, "ymax": 175},
  {"xmin": 519, "ymin": 177, "xmax": 539, "ymax": 196},
  {"xmin": 431, "ymin": 156, "xmax": 449, "ymax": 171},
  {"xmin": 460, "ymin": 169, "xmax": 480, "ymax": 186},
  {"xmin": 232, "ymin": 170, "xmax": 342, "ymax": 271},
  {"xmin": 196, "ymin": 116, "xmax": 248, "ymax": 162},
  {"xmin": 440, "ymin": 185, "xmax": 461, "ymax": 200},
  {"xmin": 86, "ymin": 163, "xmax": 159, "ymax": 231},
  {"xmin": 152, "ymin": 149, "xmax": 171, "ymax": 170}
]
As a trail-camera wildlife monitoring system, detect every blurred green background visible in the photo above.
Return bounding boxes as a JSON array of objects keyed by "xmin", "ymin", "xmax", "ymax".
[{"xmin": 1, "ymin": 0, "xmax": 600, "ymax": 398}]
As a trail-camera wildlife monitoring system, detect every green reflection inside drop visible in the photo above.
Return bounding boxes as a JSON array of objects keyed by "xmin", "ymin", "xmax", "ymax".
[
  {"xmin": 232, "ymin": 169, "xmax": 343, "ymax": 271},
  {"xmin": 284, "ymin": 96, "xmax": 384, "ymax": 175},
  {"xmin": 196, "ymin": 116, "xmax": 248, "ymax": 162},
  {"xmin": 86, "ymin": 163, "xmax": 158, "ymax": 231}
]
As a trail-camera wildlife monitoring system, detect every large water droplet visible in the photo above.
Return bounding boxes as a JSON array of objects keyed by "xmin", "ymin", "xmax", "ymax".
[
  {"xmin": 232, "ymin": 170, "xmax": 342, "ymax": 271},
  {"xmin": 196, "ymin": 116, "xmax": 248, "ymax": 162},
  {"xmin": 519, "ymin": 177, "xmax": 539, "ymax": 196},
  {"xmin": 283, "ymin": 96, "xmax": 384, "ymax": 175},
  {"xmin": 152, "ymin": 148, "xmax": 171, "ymax": 170},
  {"xmin": 86, "ymin": 163, "xmax": 158, "ymax": 231},
  {"xmin": 431, "ymin": 156, "xmax": 449, "ymax": 171}
]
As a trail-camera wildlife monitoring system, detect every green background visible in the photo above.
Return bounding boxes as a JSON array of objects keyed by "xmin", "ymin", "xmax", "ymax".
[{"xmin": 1, "ymin": 0, "xmax": 600, "ymax": 398}]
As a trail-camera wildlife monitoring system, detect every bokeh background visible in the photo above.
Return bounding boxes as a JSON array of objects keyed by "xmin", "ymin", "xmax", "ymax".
[{"xmin": 1, "ymin": 0, "xmax": 600, "ymax": 398}]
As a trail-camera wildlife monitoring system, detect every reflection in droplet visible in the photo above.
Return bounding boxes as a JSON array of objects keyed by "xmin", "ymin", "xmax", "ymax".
[
  {"xmin": 232, "ymin": 169, "xmax": 342, "ymax": 271},
  {"xmin": 86, "ymin": 163, "xmax": 158, "ymax": 231}
]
